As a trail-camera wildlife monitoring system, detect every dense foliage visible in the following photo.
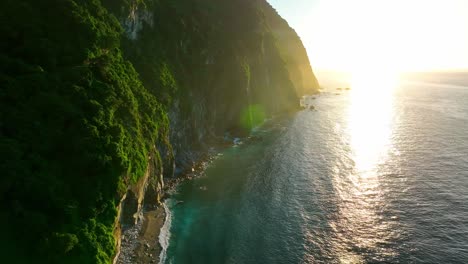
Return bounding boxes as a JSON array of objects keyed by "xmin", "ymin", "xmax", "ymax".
[
  {"xmin": 0, "ymin": 0, "xmax": 169, "ymax": 263},
  {"xmin": 0, "ymin": 0, "xmax": 318, "ymax": 263}
]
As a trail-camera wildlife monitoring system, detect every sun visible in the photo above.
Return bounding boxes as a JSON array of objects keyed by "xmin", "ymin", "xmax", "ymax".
[
  {"xmin": 303, "ymin": 0, "xmax": 468, "ymax": 72},
  {"xmin": 349, "ymin": 68, "xmax": 399, "ymax": 95}
]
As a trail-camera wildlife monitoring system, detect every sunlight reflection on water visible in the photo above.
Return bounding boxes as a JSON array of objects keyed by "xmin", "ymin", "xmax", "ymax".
[
  {"xmin": 167, "ymin": 75, "xmax": 468, "ymax": 264},
  {"xmin": 331, "ymin": 77, "xmax": 398, "ymax": 263},
  {"xmin": 348, "ymin": 77, "xmax": 395, "ymax": 175}
]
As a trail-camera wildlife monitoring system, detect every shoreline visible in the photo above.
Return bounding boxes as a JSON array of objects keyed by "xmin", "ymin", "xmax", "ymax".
[
  {"xmin": 116, "ymin": 205, "xmax": 165, "ymax": 264},
  {"xmin": 117, "ymin": 149, "xmax": 222, "ymax": 264},
  {"xmin": 117, "ymin": 117, "xmax": 286, "ymax": 264}
]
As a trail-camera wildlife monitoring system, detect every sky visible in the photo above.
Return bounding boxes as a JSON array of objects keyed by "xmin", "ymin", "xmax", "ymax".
[{"xmin": 267, "ymin": 0, "xmax": 468, "ymax": 73}]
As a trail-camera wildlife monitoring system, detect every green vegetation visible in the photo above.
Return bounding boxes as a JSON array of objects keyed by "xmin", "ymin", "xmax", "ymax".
[
  {"xmin": 0, "ymin": 0, "xmax": 169, "ymax": 263},
  {"xmin": 0, "ymin": 0, "xmax": 318, "ymax": 263}
]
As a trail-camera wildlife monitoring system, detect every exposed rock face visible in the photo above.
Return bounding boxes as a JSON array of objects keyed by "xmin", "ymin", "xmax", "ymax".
[
  {"xmin": 113, "ymin": 153, "xmax": 163, "ymax": 263},
  {"xmin": 123, "ymin": 6, "xmax": 153, "ymax": 40}
]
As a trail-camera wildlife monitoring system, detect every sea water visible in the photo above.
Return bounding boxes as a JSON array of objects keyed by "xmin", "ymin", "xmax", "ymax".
[{"xmin": 161, "ymin": 72, "xmax": 468, "ymax": 263}]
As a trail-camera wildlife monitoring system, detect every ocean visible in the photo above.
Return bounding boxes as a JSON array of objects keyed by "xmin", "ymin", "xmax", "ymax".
[{"xmin": 160, "ymin": 72, "xmax": 468, "ymax": 263}]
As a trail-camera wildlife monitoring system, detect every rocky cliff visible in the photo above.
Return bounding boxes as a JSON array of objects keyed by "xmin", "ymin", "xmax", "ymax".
[
  {"xmin": 112, "ymin": 0, "xmax": 320, "ymax": 173},
  {"xmin": 0, "ymin": 0, "xmax": 319, "ymax": 263}
]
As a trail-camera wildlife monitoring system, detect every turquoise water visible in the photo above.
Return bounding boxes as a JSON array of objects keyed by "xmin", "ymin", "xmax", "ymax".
[{"xmin": 162, "ymin": 73, "xmax": 468, "ymax": 263}]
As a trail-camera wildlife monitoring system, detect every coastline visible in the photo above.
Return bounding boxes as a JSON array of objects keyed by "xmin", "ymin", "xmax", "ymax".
[
  {"xmin": 116, "ymin": 205, "xmax": 166, "ymax": 264},
  {"xmin": 116, "ymin": 148, "xmax": 223, "ymax": 264},
  {"xmin": 116, "ymin": 118, "xmax": 287, "ymax": 264}
]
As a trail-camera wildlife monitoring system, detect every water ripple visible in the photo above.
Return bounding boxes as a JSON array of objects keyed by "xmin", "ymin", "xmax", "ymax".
[{"xmin": 165, "ymin": 79, "xmax": 468, "ymax": 263}]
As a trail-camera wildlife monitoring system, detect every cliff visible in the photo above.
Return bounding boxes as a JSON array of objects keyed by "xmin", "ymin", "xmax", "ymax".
[
  {"xmin": 113, "ymin": 0, "xmax": 320, "ymax": 171},
  {"xmin": 259, "ymin": 1, "xmax": 320, "ymax": 95},
  {"xmin": 0, "ymin": 0, "xmax": 319, "ymax": 263}
]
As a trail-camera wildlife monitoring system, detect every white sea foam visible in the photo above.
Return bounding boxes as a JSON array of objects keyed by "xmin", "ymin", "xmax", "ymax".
[{"xmin": 158, "ymin": 200, "xmax": 172, "ymax": 264}]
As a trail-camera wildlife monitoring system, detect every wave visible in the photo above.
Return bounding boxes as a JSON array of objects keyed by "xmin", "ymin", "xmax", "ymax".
[{"xmin": 159, "ymin": 200, "xmax": 172, "ymax": 264}]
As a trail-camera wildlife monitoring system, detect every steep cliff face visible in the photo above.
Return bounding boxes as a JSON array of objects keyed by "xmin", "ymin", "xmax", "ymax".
[
  {"xmin": 259, "ymin": 1, "xmax": 320, "ymax": 96},
  {"xmin": 0, "ymin": 0, "xmax": 319, "ymax": 263},
  {"xmin": 112, "ymin": 0, "xmax": 320, "ymax": 172}
]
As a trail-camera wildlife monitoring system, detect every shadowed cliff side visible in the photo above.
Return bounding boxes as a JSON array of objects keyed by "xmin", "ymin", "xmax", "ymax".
[
  {"xmin": 0, "ymin": 0, "xmax": 319, "ymax": 263},
  {"xmin": 259, "ymin": 0, "xmax": 320, "ymax": 95},
  {"xmin": 113, "ymin": 0, "xmax": 320, "ymax": 172}
]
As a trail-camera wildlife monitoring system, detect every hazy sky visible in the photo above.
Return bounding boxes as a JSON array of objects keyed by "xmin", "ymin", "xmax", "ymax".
[{"xmin": 267, "ymin": 0, "xmax": 468, "ymax": 72}]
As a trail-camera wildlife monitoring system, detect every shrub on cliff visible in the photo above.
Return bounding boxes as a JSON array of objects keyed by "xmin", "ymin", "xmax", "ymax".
[{"xmin": 0, "ymin": 0, "xmax": 169, "ymax": 263}]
